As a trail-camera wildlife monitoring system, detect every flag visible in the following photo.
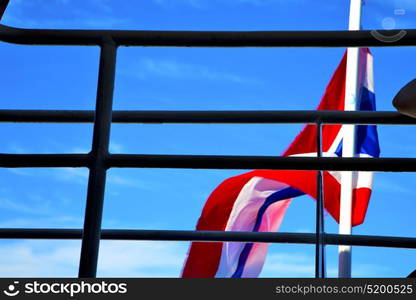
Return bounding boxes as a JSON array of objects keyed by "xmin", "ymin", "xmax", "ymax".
[{"xmin": 181, "ymin": 48, "xmax": 380, "ymax": 278}]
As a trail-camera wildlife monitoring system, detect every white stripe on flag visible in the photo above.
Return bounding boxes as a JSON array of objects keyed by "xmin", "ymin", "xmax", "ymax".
[{"xmin": 215, "ymin": 177, "xmax": 290, "ymax": 277}]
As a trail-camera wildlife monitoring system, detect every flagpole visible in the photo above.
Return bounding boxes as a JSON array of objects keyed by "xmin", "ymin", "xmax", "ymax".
[{"xmin": 338, "ymin": 0, "xmax": 362, "ymax": 278}]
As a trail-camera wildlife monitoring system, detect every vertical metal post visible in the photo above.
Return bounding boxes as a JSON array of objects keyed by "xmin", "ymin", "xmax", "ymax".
[
  {"xmin": 315, "ymin": 122, "xmax": 325, "ymax": 278},
  {"xmin": 339, "ymin": 0, "xmax": 363, "ymax": 278},
  {"xmin": 78, "ymin": 37, "xmax": 117, "ymax": 278}
]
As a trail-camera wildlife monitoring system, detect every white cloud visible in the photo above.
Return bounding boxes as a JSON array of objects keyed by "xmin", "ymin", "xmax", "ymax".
[
  {"xmin": 109, "ymin": 142, "xmax": 124, "ymax": 154},
  {"xmin": 0, "ymin": 241, "xmax": 80, "ymax": 277},
  {"xmin": 369, "ymin": 0, "xmax": 416, "ymax": 16},
  {"xmin": 0, "ymin": 197, "xmax": 52, "ymax": 215},
  {"xmin": 105, "ymin": 175, "xmax": 161, "ymax": 195},
  {"xmin": 107, "ymin": 174, "xmax": 130, "ymax": 185},
  {"xmin": 52, "ymin": 168, "xmax": 152, "ymax": 189},
  {"xmin": 153, "ymin": 0, "xmax": 306, "ymax": 8},
  {"xmin": 261, "ymin": 252, "xmax": 327, "ymax": 277},
  {"xmin": 6, "ymin": 168, "xmax": 32, "ymax": 176},
  {"xmin": 5, "ymin": 166, "xmax": 155, "ymax": 190},
  {"xmin": 123, "ymin": 58, "xmax": 258, "ymax": 84},
  {"xmin": 373, "ymin": 175, "xmax": 414, "ymax": 195},
  {"xmin": 98, "ymin": 241, "xmax": 186, "ymax": 277},
  {"xmin": 154, "ymin": 0, "xmax": 205, "ymax": 8},
  {"xmin": 6, "ymin": 143, "xmax": 26, "ymax": 154},
  {"xmin": 70, "ymin": 147, "xmax": 90, "ymax": 154},
  {"xmin": 3, "ymin": 0, "xmax": 130, "ymax": 29},
  {"xmin": 351, "ymin": 263, "xmax": 390, "ymax": 278},
  {"xmin": 0, "ymin": 216, "xmax": 83, "ymax": 228},
  {"xmin": 0, "ymin": 239, "xmax": 391, "ymax": 278},
  {"xmin": 393, "ymin": 0, "xmax": 416, "ymax": 11},
  {"xmin": 294, "ymin": 228, "xmax": 314, "ymax": 233},
  {"xmin": 260, "ymin": 251, "xmax": 387, "ymax": 278},
  {"xmin": 0, "ymin": 240, "xmax": 186, "ymax": 277},
  {"xmin": 53, "ymin": 168, "xmax": 89, "ymax": 185}
]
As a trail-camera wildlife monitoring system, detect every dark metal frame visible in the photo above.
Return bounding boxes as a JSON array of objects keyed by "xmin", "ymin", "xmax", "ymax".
[{"xmin": 1, "ymin": 0, "xmax": 415, "ymax": 278}]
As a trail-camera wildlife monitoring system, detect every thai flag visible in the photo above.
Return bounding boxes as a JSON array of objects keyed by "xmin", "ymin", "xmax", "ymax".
[{"xmin": 181, "ymin": 48, "xmax": 380, "ymax": 278}]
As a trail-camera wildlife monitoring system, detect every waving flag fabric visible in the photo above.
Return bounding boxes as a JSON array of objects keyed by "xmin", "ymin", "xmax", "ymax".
[{"xmin": 181, "ymin": 48, "xmax": 380, "ymax": 278}]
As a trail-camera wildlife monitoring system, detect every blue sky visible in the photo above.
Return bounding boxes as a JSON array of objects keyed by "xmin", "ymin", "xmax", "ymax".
[{"xmin": 0, "ymin": 0, "xmax": 415, "ymax": 277}]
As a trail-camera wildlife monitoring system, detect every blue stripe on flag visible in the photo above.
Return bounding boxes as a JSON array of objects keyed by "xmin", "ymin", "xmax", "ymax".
[
  {"xmin": 335, "ymin": 87, "xmax": 380, "ymax": 158},
  {"xmin": 231, "ymin": 186, "xmax": 304, "ymax": 278}
]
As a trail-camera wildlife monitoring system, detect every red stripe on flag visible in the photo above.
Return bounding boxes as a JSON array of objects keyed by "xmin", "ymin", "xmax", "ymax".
[
  {"xmin": 284, "ymin": 51, "xmax": 347, "ymax": 156},
  {"xmin": 181, "ymin": 175, "xmax": 252, "ymax": 277}
]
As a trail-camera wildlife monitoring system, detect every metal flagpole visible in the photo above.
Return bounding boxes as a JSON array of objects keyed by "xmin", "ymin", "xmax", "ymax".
[{"xmin": 338, "ymin": 0, "xmax": 363, "ymax": 278}]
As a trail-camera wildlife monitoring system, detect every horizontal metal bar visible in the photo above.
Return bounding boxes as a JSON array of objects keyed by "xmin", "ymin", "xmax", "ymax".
[
  {"xmin": 0, "ymin": 110, "xmax": 415, "ymax": 125},
  {"xmin": 0, "ymin": 229, "xmax": 415, "ymax": 249},
  {"xmin": 108, "ymin": 154, "xmax": 416, "ymax": 172},
  {"xmin": 0, "ymin": 154, "xmax": 90, "ymax": 167},
  {"xmin": 1, "ymin": 25, "xmax": 416, "ymax": 47},
  {"xmin": 2, "ymin": 154, "xmax": 416, "ymax": 171}
]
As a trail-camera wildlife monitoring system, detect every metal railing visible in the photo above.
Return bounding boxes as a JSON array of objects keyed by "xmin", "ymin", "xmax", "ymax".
[{"xmin": 1, "ymin": 0, "xmax": 415, "ymax": 278}]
